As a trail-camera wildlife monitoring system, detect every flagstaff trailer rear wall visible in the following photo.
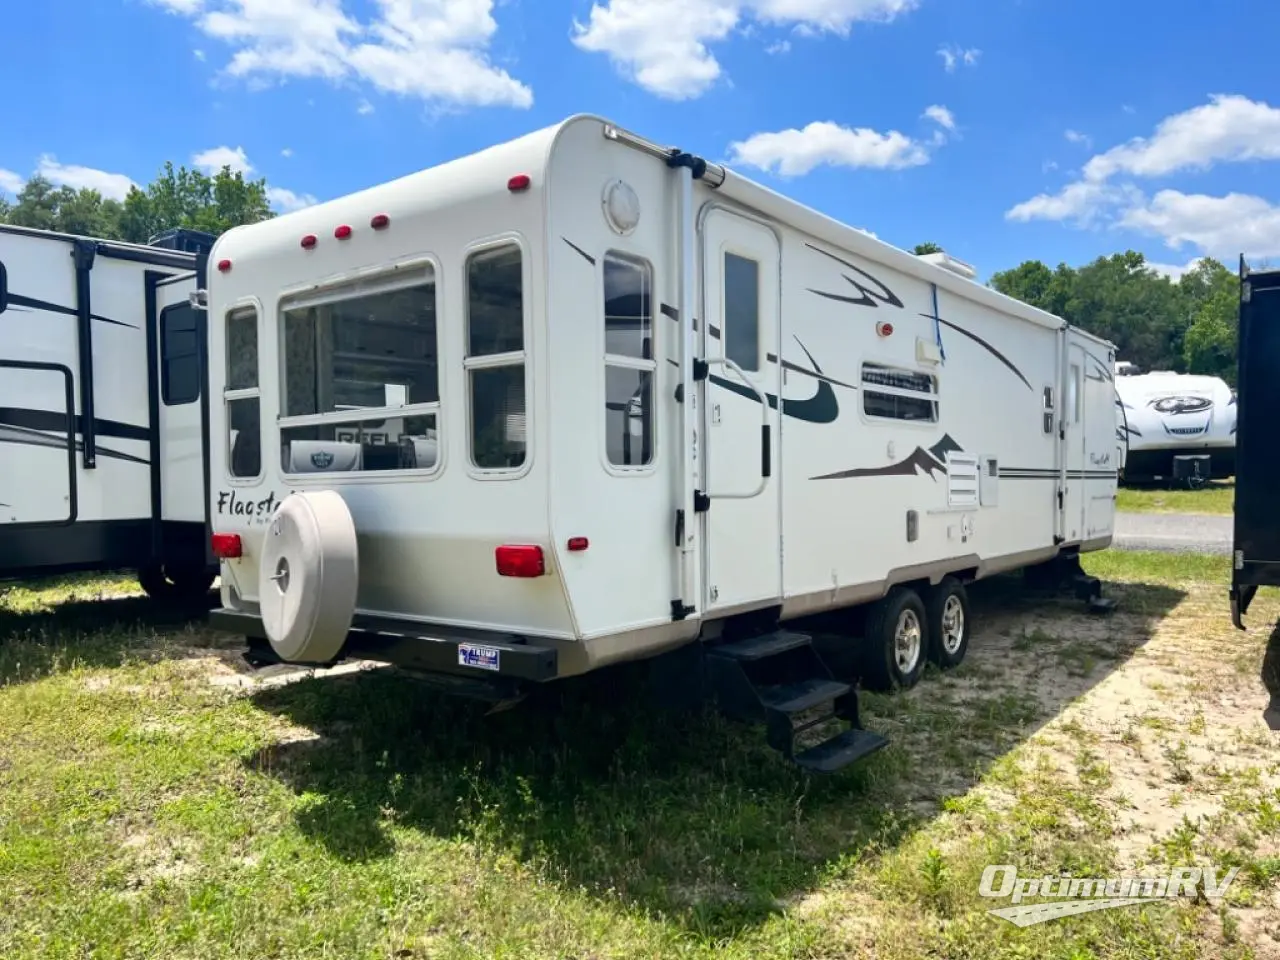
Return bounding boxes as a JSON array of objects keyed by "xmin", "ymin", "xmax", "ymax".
[
  {"xmin": 206, "ymin": 116, "xmax": 1118, "ymax": 767},
  {"xmin": 0, "ymin": 224, "xmax": 216, "ymax": 596}
]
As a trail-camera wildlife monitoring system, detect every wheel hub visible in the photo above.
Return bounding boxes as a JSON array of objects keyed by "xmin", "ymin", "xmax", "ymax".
[
  {"xmin": 940, "ymin": 595, "xmax": 965, "ymax": 655},
  {"xmin": 894, "ymin": 609, "xmax": 922, "ymax": 674}
]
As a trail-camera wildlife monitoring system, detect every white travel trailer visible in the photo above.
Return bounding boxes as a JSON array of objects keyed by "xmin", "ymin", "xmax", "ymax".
[
  {"xmin": 0, "ymin": 224, "xmax": 217, "ymax": 598},
  {"xmin": 1115, "ymin": 370, "xmax": 1236, "ymax": 484},
  {"xmin": 205, "ymin": 116, "xmax": 1119, "ymax": 771}
]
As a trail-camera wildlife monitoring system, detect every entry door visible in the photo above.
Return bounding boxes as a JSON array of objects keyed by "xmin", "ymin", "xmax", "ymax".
[
  {"xmin": 154, "ymin": 280, "xmax": 205, "ymax": 523},
  {"xmin": 700, "ymin": 209, "xmax": 782, "ymax": 613},
  {"xmin": 1063, "ymin": 344, "xmax": 1087, "ymax": 543}
]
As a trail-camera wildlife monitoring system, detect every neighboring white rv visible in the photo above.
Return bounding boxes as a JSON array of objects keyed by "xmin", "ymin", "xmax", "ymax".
[
  {"xmin": 0, "ymin": 224, "xmax": 217, "ymax": 598},
  {"xmin": 205, "ymin": 116, "xmax": 1118, "ymax": 771},
  {"xmin": 1115, "ymin": 370, "xmax": 1236, "ymax": 484}
]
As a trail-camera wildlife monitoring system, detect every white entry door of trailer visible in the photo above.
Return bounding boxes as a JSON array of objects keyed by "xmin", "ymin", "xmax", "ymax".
[
  {"xmin": 1064, "ymin": 343, "xmax": 1088, "ymax": 543},
  {"xmin": 155, "ymin": 281, "xmax": 204, "ymax": 523},
  {"xmin": 700, "ymin": 208, "xmax": 782, "ymax": 613}
]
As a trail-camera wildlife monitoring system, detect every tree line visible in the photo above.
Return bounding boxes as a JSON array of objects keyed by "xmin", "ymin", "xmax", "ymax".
[
  {"xmin": 0, "ymin": 166, "xmax": 1239, "ymax": 386},
  {"xmin": 0, "ymin": 163, "xmax": 272, "ymax": 247},
  {"xmin": 913, "ymin": 242, "xmax": 1239, "ymax": 385}
]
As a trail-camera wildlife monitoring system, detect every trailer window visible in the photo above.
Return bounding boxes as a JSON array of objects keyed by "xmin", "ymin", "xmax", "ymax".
[
  {"xmin": 862, "ymin": 363, "xmax": 937, "ymax": 422},
  {"xmin": 466, "ymin": 245, "xmax": 526, "ymax": 470},
  {"xmin": 603, "ymin": 253, "xmax": 654, "ymax": 467},
  {"xmin": 724, "ymin": 252, "xmax": 760, "ymax": 373},
  {"xmin": 161, "ymin": 303, "xmax": 201, "ymax": 405},
  {"xmin": 278, "ymin": 266, "xmax": 440, "ymax": 475},
  {"xmin": 225, "ymin": 306, "xmax": 261, "ymax": 478}
]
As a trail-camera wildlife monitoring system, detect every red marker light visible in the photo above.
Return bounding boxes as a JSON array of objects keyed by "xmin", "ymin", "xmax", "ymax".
[
  {"xmin": 507, "ymin": 174, "xmax": 531, "ymax": 192},
  {"xmin": 876, "ymin": 321, "xmax": 894, "ymax": 337},
  {"xmin": 567, "ymin": 537, "xmax": 589, "ymax": 552},
  {"xmin": 495, "ymin": 544, "xmax": 545, "ymax": 578},
  {"xmin": 370, "ymin": 213, "xmax": 390, "ymax": 230},
  {"xmin": 217, "ymin": 259, "xmax": 232, "ymax": 272},
  {"xmin": 334, "ymin": 224, "xmax": 353, "ymax": 239},
  {"xmin": 210, "ymin": 533, "xmax": 243, "ymax": 559},
  {"xmin": 301, "ymin": 234, "xmax": 317, "ymax": 249}
]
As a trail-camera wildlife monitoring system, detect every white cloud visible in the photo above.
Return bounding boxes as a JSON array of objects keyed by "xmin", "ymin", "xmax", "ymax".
[
  {"xmin": 1007, "ymin": 95, "xmax": 1280, "ymax": 261},
  {"xmin": 1083, "ymin": 93, "xmax": 1280, "ymax": 182},
  {"xmin": 194, "ymin": 48, "xmax": 207, "ymax": 61},
  {"xmin": 728, "ymin": 120, "xmax": 931, "ymax": 176},
  {"xmin": 1145, "ymin": 257, "xmax": 1204, "ymax": 281},
  {"xmin": 36, "ymin": 156, "xmax": 137, "ymax": 201},
  {"xmin": 281, "ymin": 147, "xmax": 293, "ymax": 158},
  {"xmin": 149, "ymin": 0, "xmax": 204, "ymax": 13},
  {"xmin": 0, "ymin": 169, "xmax": 23, "ymax": 196},
  {"xmin": 1064, "ymin": 129, "xmax": 1091, "ymax": 148},
  {"xmin": 149, "ymin": 0, "xmax": 532, "ymax": 110},
  {"xmin": 572, "ymin": 0, "xmax": 916, "ymax": 100},
  {"xmin": 267, "ymin": 186, "xmax": 318, "ymax": 212},
  {"xmin": 1121, "ymin": 190, "xmax": 1280, "ymax": 260},
  {"xmin": 1005, "ymin": 180, "xmax": 1139, "ymax": 226},
  {"xmin": 937, "ymin": 44, "xmax": 979, "ymax": 73},
  {"xmin": 357, "ymin": 98, "xmax": 374, "ymax": 115},
  {"xmin": 922, "ymin": 104, "xmax": 955, "ymax": 132},
  {"xmin": 193, "ymin": 144, "xmax": 253, "ymax": 175},
  {"xmin": 765, "ymin": 39, "xmax": 791, "ymax": 54},
  {"xmin": 1042, "ymin": 159, "xmax": 1059, "ymax": 174}
]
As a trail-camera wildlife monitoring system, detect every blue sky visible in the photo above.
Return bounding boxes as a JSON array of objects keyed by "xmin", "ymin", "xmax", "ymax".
[{"xmin": 2, "ymin": 0, "xmax": 1278, "ymax": 281}]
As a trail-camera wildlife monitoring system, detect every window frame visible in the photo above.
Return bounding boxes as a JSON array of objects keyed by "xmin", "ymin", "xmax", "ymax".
[
  {"xmin": 601, "ymin": 250, "xmax": 657, "ymax": 474},
  {"xmin": 859, "ymin": 361, "xmax": 940, "ymax": 427},
  {"xmin": 275, "ymin": 258, "xmax": 444, "ymax": 482},
  {"xmin": 160, "ymin": 301, "xmax": 202, "ymax": 406},
  {"xmin": 223, "ymin": 300, "xmax": 264, "ymax": 484},
  {"xmin": 464, "ymin": 236, "xmax": 532, "ymax": 480}
]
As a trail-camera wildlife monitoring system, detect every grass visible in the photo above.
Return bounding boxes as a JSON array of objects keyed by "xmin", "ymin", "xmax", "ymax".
[
  {"xmin": 0, "ymin": 552, "xmax": 1275, "ymax": 958},
  {"xmin": 1116, "ymin": 480, "xmax": 1234, "ymax": 516}
]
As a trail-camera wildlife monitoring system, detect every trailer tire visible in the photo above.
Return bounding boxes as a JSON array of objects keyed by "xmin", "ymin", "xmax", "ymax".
[
  {"xmin": 926, "ymin": 577, "xmax": 970, "ymax": 670},
  {"xmin": 860, "ymin": 587, "xmax": 928, "ymax": 692}
]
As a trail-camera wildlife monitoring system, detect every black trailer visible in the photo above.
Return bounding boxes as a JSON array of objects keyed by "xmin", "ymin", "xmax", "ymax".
[{"xmin": 1231, "ymin": 262, "xmax": 1280, "ymax": 630}]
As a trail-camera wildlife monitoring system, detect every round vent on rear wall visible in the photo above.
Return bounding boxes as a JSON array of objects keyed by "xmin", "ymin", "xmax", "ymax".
[{"xmin": 602, "ymin": 179, "xmax": 641, "ymax": 235}]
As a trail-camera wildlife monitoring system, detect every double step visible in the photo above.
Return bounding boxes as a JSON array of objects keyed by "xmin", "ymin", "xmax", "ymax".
[{"xmin": 705, "ymin": 630, "xmax": 889, "ymax": 773}]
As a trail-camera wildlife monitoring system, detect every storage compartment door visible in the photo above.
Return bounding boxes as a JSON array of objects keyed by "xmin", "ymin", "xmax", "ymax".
[{"xmin": 0, "ymin": 361, "xmax": 75, "ymax": 525}]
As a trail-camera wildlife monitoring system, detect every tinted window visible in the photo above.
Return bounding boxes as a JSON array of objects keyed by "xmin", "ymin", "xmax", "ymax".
[
  {"xmin": 161, "ymin": 302, "xmax": 201, "ymax": 406},
  {"xmin": 724, "ymin": 252, "xmax": 760, "ymax": 373},
  {"xmin": 862, "ymin": 363, "xmax": 938, "ymax": 422},
  {"xmin": 226, "ymin": 308, "xmax": 258, "ymax": 390},
  {"xmin": 466, "ymin": 245, "xmax": 527, "ymax": 470},
  {"xmin": 467, "ymin": 246, "xmax": 524, "ymax": 357}
]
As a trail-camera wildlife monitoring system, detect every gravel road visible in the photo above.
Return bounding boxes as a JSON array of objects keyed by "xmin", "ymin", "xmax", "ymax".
[{"xmin": 1112, "ymin": 511, "xmax": 1232, "ymax": 555}]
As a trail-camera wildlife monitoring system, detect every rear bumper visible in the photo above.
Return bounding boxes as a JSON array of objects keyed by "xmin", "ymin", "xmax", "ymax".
[
  {"xmin": 208, "ymin": 608, "xmax": 560, "ymax": 682},
  {"xmin": 1123, "ymin": 446, "xmax": 1235, "ymax": 481}
]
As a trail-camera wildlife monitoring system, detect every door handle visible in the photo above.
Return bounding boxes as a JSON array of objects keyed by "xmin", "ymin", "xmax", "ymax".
[{"xmin": 703, "ymin": 355, "xmax": 770, "ymax": 500}]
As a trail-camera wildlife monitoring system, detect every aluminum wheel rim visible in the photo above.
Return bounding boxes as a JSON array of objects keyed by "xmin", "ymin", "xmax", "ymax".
[
  {"xmin": 894, "ymin": 608, "xmax": 922, "ymax": 674},
  {"xmin": 940, "ymin": 595, "xmax": 965, "ymax": 655}
]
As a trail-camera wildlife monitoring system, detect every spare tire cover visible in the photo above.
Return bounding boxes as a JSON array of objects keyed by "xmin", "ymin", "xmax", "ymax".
[{"xmin": 258, "ymin": 490, "xmax": 359, "ymax": 663}]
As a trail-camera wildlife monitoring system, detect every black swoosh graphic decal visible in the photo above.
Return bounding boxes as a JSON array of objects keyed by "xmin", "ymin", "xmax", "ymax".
[
  {"xmin": 562, "ymin": 237, "xmax": 595, "ymax": 266},
  {"xmin": 928, "ymin": 315, "xmax": 1033, "ymax": 392},
  {"xmin": 0, "ymin": 426, "xmax": 148, "ymax": 465},
  {"xmin": 706, "ymin": 338, "xmax": 840, "ymax": 424},
  {"xmin": 0, "ymin": 408, "xmax": 149, "ymax": 443},
  {"xmin": 804, "ymin": 244, "xmax": 904, "ymax": 309},
  {"xmin": 6, "ymin": 293, "xmax": 137, "ymax": 329}
]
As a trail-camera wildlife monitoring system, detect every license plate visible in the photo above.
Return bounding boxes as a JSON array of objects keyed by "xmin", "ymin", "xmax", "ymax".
[{"xmin": 458, "ymin": 643, "xmax": 501, "ymax": 672}]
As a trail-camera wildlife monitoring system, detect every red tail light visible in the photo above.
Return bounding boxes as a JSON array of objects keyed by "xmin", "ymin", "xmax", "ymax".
[
  {"xmin": 495, "ymin": 544, "xmax": 544, "ymax": 578},
  {"xmin": 507, "ymin": 174, "xmax": 531, "ymax": 192},
  {"xmin": 370, "ymin": 213, "xmax": 390, "ymax": 230},
  {"xmin": 211, "ymin": 533, "xmax": 243, "ymax": 559}
]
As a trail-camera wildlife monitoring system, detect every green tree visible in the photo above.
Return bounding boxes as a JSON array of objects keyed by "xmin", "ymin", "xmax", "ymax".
[
  {"xmin": 913, "ymin": 241, "xmax": 943, "ymax": 255},
  {"xmin": 5, "ymin": 175, "xmax": 62, "ymax": 232},
  {"xmin": 117, "ymin": 162, "xmax": 273, "ymax": 244},
  {"xmin": 1180, "ymin": 258, "xmax": 1238, "ymax": 383}
]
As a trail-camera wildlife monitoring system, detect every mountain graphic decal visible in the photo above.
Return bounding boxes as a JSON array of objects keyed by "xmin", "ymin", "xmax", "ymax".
[{"xmin": 812, "ymin": 434, "xmax": 964, "ymax": 481}]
